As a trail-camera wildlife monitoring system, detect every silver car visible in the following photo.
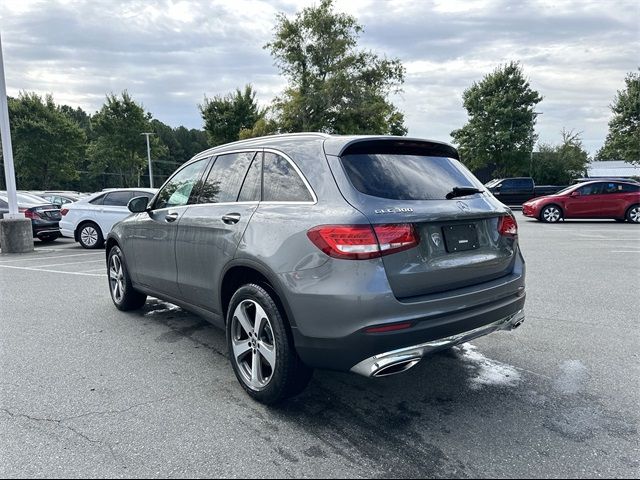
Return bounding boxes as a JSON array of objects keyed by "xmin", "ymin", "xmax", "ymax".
[{"xmin": 106, "ymin": 134, "xmax": 526, "ymax": 404}]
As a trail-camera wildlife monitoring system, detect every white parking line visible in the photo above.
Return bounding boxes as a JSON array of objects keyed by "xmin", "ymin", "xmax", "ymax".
[
  {"xmin": 611, "ymin": 250, "xmax": 640, "ymax": 253},
  {"xmin": 0, "ymin": 264, "xmax": 106, "ymax": 277},
  {"xmin": 33, "ymin": 259, "xmax": 105, "ymax": 269},
  {"xmin": 0, "ymin": 252, "xmax": 103, "ymax": 264}
]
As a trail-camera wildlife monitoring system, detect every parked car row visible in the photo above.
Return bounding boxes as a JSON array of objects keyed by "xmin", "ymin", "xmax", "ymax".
[
  {"xmin": 60, "ymin": 188, "xmax": 157, "ymax": 248},
  {"xmin": 0, "ymin": 191, "xmax": 62, "ymax": 242},
  {"xmin": 0, "ymin": 188, "xmax": 158, "ymax": 246}
]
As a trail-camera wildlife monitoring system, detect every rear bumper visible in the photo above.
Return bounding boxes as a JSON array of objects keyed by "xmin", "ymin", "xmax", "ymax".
[
  {"xmin": 351, "ymin": 309, "xmax": 525, "ymax": 377},
  {"xmin": 292, "ymin": 288, "xmax": 526, "ymax": 372},
  {"xmin": 32, "ymin": 220, "xmax": 61, "ymax": 239}
]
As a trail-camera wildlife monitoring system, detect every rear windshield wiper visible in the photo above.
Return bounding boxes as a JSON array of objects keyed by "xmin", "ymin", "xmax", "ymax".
[{"xmin": 445, "ymin": 187, "xmax": 483, "ymax": 200}]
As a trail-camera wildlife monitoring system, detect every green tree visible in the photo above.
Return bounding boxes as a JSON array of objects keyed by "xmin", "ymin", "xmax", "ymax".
[
  {"xmin": 532, "ymin": 129, "xmax": 589, "ymax": 185},
  {"xmin": 4, "ymin": 92, "xmax": 86, "ymax": 190},
  {"xmin": 596, "ymin": 70, "xmax": 640, "ymax": 164},
  {"xmin": 266, "ymin": 0, "xmax": 407, "ymax": 135},
  {"xmin": 200, "ymin": 85, "xmax": 263, "ymax": 146},
  {"xmin": 88, "ymin": 91, "xmax": 160, "ymax": 188},
  {"xmin": 59, "ymin": 104, "xmax": 92, "ymax": 137},
  {"xmin": 451, "ymin": 62, "xmax": 543, "ymax": 177},
  {"xmin": 151, "ymin": 120, "xmax": 209, "ymax": 183}
]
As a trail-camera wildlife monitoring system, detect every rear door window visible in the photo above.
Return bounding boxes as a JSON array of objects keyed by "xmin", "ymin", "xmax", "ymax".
[
  {"xmin": 263, "ymin": 152, "xmax": 313, "ymax": 202},
  {"xmin": 340, "ymin": 154, "xmax": 483, "ymax": 200},
  {"xmin": 199, "ymin": 152, "xmax": 257, "ymax": 204},
  {"xmin": 90, "ymin": 194, "xmax": 106, "ymax": 205},
  {"xmin": 103, "ymin": 191, "xmax": 135, "ymax": 206}
]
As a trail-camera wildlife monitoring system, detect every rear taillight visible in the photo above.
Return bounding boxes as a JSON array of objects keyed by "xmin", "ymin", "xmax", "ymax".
[
  {"xmin": 307, "ymin": 224, "xmax": 419, "ymax": 260},
  {"xmin": 60, "ymin": 208, "xmax": 69, "ymax": 216},
  {"xmin": 22, "ymin": 209, "xmax": 41, "ymax": 219},
  {"xmin": 498, "ymin": 215, "xmax": 518, "ymax": 237}
]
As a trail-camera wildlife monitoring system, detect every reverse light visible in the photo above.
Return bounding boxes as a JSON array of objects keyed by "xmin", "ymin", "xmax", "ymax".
[
  {"xmin": 307, "ymin": 224, "xmax": 419, "ymax": 260},
  {"xmin": 498, "ymin": 215, "xmax": 518, "ymax": 237}
]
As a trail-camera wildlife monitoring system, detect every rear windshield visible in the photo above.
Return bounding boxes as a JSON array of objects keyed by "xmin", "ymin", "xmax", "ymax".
[{"xmin": 340, "ymin": 154, "xmax": 485, "ymax": 200}]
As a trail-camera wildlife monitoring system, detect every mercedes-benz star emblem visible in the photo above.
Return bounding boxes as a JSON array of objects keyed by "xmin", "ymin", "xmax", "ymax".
[{"xmin": 431, "ymin": 232, "xmax": 442, "ymax": 247}]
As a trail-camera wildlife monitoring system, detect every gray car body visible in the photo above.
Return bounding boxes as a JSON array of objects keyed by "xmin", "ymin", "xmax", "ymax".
[{"xmin": 107, "ymin": 133, "xmax": 526, "ymax": 373}]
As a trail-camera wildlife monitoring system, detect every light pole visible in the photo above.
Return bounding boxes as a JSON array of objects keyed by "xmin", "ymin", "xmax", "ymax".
[
  {"xmin": 141, "ymin": 132, "xmax": 155, "ymax": 188},
  {"xmin": 0, "ymin": 32, "xmax": 33, "ymax": 252},
  {"xmin": 530, "ymin": 111, "xmax": 543, "ymax": 177}
]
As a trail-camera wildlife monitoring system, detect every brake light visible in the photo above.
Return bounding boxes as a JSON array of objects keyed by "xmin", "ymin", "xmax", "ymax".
[
  {"xmin": 60, "ymin": 208, "xmax": 69, "ymax": 216},
  {"xmin": 307, "ymin": 224, "xmax": 419, "ymax": 260},
  {"xmin": 498, "ymin": 215, "xmax": 518, "ymax": 237},
  {"xmin": 22, "ymin": 209, "xmax": 41, "ymax": 219}
]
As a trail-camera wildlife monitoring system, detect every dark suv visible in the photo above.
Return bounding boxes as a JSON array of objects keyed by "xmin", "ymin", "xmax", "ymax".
[{"xmin": 106, "ymin": 134, "xmax": 526, "ymax": 404}]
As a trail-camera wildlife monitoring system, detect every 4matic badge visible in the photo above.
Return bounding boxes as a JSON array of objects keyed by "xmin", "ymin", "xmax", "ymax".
[{"xmin": 374, "ymin": 207, "xmax": 414, "ymax": 214}]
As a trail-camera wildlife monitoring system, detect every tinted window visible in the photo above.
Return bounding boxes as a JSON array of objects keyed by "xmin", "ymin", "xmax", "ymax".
[
  {"xmin": 0, "ymin": 198, "xmax": 7, "ymax": 209},
  {"xmin": 263, "ymin": 153, "xmax": 313, "ymax": 202},
  {"xmin": 200, "ymin": 152, "xmax": 256, "ymax": 204},
  {"xmin": 621, "ymin": 183, "xmax": 640, "ymax": 192},
  {"xmin": 238, "ymin": 153, "xmax": 262, "ymax": 202},
  {"xmin": 90, "ymin": 194, "xmax": 105, "ymax": 205},
  {"xmin": 134, "ymin": 191, "xmax": 156, "ymax": 200},
  {"xmin": 155, "ymin": 159, "xmax": 208, "ymax": 209},
  {"xmin": 500, "ymin": 178, "xmax": 532, "ymax": 191},
  {"xmin": 340, "ymin": 154, "xmax": 483, "ymax": 201},
  {"xmin": 102, "ymin": 191, "xmax": 134, "ymax": 206},
  {"xmin": 578, "ymin": 183, "xmax": 605, "ymax": 196}
]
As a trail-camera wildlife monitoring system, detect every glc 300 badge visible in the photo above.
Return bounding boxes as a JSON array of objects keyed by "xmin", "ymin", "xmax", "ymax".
[{"xmin": 374, "ymin": 208, "xmax": 414, "ymax": 214}]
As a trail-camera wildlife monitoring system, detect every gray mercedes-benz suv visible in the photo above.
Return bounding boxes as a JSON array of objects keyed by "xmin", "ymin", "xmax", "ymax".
[{"xmin": 106, "ymin": 134, "xmax": 526, "ymax": 404}]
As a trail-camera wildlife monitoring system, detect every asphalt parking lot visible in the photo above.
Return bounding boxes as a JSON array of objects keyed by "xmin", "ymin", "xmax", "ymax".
[{"xmin": 1, "ymin": 213, "xmax": 639, "ymax": 478}]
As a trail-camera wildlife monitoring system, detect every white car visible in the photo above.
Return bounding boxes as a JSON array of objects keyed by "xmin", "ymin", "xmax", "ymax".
[{"xmin": 60, "ymin": 188, "xmax": 157, "ymax": 249}]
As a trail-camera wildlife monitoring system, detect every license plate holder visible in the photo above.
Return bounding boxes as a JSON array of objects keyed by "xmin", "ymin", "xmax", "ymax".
[{"xmin": 443, "ymin": 224, "xmax": 479, "ymax": 253}]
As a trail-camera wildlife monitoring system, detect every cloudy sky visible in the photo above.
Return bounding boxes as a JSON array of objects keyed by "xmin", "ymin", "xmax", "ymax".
[{"xmin": 1, "ymin": 0, "xmax": 638, "ymax": 154}]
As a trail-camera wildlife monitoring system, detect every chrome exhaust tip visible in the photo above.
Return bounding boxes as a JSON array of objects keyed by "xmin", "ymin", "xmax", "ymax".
[{"xmin": 372, "ymin": 358, "xmax": 421, "ymax": 378}]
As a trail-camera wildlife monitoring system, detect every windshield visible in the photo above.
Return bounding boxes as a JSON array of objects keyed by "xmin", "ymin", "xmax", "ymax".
[{"xmin": 340, "ymin": 154, "xmax": 485, "ymax": 201}]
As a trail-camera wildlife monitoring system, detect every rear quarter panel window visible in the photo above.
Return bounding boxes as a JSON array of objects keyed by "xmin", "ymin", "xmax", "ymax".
[
  {"xmin": 340, "ymin": 154, "xmax": 483, "ymax": 200},
  {"xmin": 263, "ymin": 152, "xmax": 313, "ymax": 202}
]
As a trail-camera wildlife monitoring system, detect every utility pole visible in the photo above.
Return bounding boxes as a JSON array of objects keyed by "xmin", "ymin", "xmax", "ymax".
[
  {"xmin": 0, "ymin": 32, "xmax": 33, "ymax": 252},
  {"xmin": 530, "ymin": 111, "xmax": 543, "ymax": 177},
  {"xmin": 141, "ymin": 132, "xmax": 155, "ymax": 188}
]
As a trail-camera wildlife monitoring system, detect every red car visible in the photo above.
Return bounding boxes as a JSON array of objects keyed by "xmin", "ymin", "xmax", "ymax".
[{"xmin": 522, "ymin": 180, "xmax": 640, "ymax": 223}]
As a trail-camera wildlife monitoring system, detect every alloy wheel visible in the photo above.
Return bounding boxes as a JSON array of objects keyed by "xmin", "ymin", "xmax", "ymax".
[
  {"xmin": 629, "ymin": 206, "xmax": 640, "ymax": 223},
  {"xmin": 81, "ymin": 226, "xmax": 99, "ymax": 247},
  {"xmin": 109, "ymin": 254, "xmax": 125, "ymax": 303},
  {"xmin": 231, "ymin": 299, "xmax": 277, "ymax": 390},
  {"xmin": 542, "ymin": 206, "xmax": 561, "ymax": 223}
]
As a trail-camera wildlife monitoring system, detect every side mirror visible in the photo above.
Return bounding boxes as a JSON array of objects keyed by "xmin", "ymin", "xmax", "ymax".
[
  {"xmin": 570, "ymin": 191, "xmax": 581, "ymax": 197},
  {"xmin": 128, "ymin": 196, "xmax": 149, "ymax": 213}
]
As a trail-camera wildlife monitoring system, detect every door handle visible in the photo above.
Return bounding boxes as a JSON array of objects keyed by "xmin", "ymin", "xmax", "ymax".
[
  {"xmin": 222, "ymin": 213, "xmax": 241, "ymax": 225},
  {"xmin": 165, "ymin": 212, "xmax": 179, "ymax": 223}
]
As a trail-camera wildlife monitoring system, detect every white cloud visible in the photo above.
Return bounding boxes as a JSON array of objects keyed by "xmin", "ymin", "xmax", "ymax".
[{"xmin": 1, "ymin": 0, "xmax": 638, "ymax": 154}]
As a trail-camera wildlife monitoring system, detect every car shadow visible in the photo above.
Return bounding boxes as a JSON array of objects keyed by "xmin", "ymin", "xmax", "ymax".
[{"xmin": 135, "ymin": 298, "xmax": 634, "ymax": 478}]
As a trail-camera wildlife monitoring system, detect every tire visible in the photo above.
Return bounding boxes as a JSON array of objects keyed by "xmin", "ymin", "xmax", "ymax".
[
  {"xmin": 540, "ymin": 205, "xmax": 563, "ymax": 223},
  {"xmin": 226, "ymin": 283, "xmax": 313, "ymax": 405},
  {"xmin": 626, "ymin": 204, "xmax": 640, "ymax": 223},
  {"xmin": 77, "ymin": 222, "xmax": 104, "ymax": 249},
  {"xmin": 107, "ymin": 245, "xmax": 147, "ymax": 311}
]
